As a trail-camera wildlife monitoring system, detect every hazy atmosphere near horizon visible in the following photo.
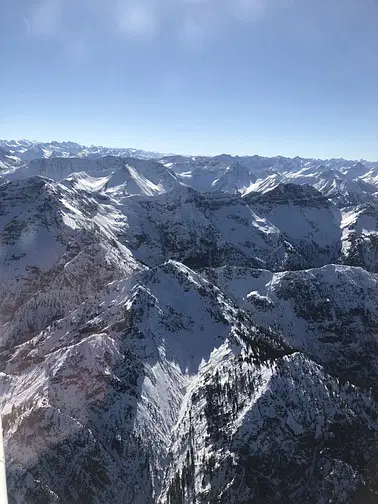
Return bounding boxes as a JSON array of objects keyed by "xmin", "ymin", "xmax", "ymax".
[{"xmin": 1, "ymin": 0, "xmax": 377, "ymax": 160}]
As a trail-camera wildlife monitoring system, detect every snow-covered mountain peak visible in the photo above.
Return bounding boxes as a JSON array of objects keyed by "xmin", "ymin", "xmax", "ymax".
[
  {"xmin": 344, "ymin": 161, "xmax": 370, "ymax": 178},
  {"xmin": 210, "ymin": 161, "xmax": 257, "ymax": 194},
  {"xmin": 0, "ymin": 139, "xmax": 165, "ymax": 166}
]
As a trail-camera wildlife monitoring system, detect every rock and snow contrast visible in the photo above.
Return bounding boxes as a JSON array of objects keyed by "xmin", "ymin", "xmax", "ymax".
[{"xmin": 1, "ymin": 140, "xmax": 378, "ymax": 504}]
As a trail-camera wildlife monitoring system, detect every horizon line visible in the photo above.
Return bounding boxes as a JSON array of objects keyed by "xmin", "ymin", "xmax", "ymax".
[{"xmin": 1, "ymin": 138, "xmax": 377, "ymax": 164}]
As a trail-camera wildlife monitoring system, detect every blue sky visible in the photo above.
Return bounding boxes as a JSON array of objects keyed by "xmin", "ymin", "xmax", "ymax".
[{"xmin": 0, "ymin": 0, "xmax": 377, "ymax": 160}]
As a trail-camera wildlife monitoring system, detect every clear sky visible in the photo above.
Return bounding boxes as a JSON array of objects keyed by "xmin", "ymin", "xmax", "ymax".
[{"xmin": 0, "ymin": 0, "xmax": 377, "ymax": 160}]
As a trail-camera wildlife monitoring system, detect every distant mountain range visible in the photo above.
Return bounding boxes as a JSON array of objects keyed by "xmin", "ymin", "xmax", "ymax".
[
  {"xmin": 1, "ymin": 140, "xmax": 378, "ymax": 503},
  {"xmin": 0, "ymin": 139, "xmax": 166, "ymax": 165}
]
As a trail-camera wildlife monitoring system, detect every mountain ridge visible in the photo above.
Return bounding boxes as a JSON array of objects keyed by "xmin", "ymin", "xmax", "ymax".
[{"xmin": 1, "ymin": 141, "xmax": 378, "ymax": 503}]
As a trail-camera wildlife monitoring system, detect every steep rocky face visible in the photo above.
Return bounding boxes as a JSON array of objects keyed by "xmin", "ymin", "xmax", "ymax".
[
  {"xmin": 315, "ymin": 171, "xmax": 377, "ymax": 208},
  {"xmin": 245, "ymin": 184, "xmax": 343, "ymax": 268},
  {"xmin": 1, "ymin": 150, "xmax": 378, "ymax": 504},
  {"xmin": 0, "ymin": 177, "xmax": 140, "ymax": 348},
  {"xmin": 0, "ymin": 147, "xmax": 25, "ymax": 173},
  {"xmin": 210, "ymin": 161, "xmax": 257, "ymax": 194},
  {"xmin": 205, "ymin": 265, "xmax": 378, "ymax": 395},
  {"xmin": 103, "ymin": 160, "xmax": 180, "ymax": 197},
  {"xmin": 341, "ymin": 203, "xmax": 378, "ymax": 273},
  {"xmin": 160, "ymin": 353, "xmax": 378, "ymax": 504},
  {"xmin": 114, "ymin": 188, "xmax": 303, "ymax": 271}
]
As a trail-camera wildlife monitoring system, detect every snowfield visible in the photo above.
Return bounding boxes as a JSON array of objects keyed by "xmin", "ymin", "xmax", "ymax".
[{"xmin": 1, "ymin": 141, "xmax": 378, "ymax": 504}]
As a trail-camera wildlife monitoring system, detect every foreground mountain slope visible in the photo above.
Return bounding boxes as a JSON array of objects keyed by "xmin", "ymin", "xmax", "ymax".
[
  {"xmin": 160, "ymin": 352, "xmax": 378, "ymax": 504},
  {"xmin": 2, "ymin": 261, "xmax": 378, "ymax": 503},
  {"xmin": 1, "ymin": 261, "xmax": 271, "ymax": 503}
]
